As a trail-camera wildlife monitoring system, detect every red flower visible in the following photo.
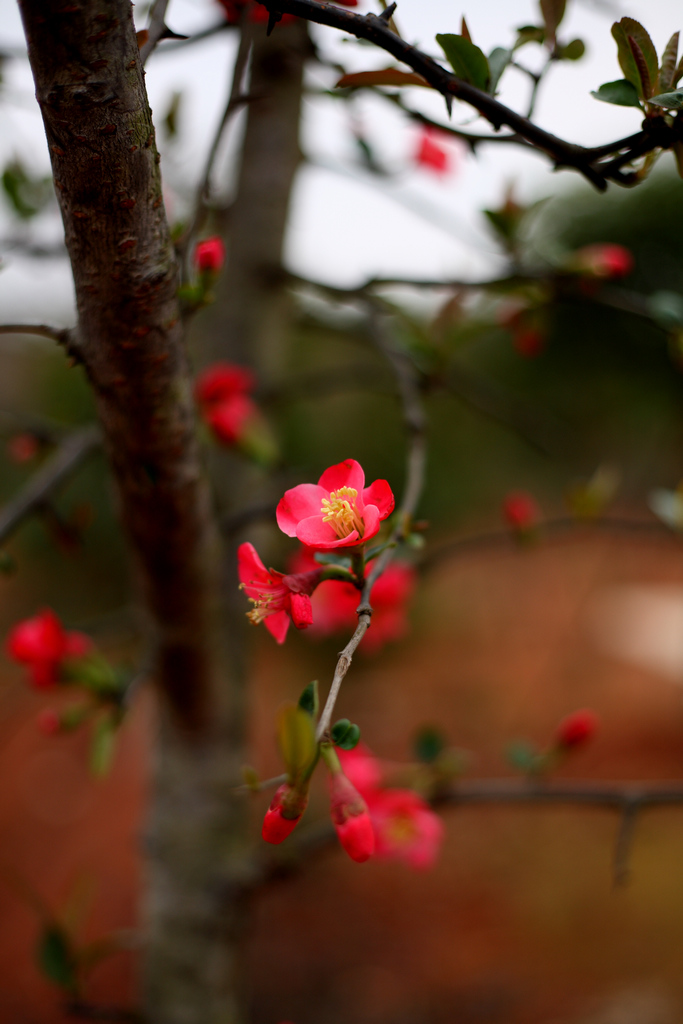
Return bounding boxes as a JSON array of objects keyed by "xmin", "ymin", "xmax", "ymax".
[
  {"xmin": 414, "ymin": 129, "xmax": 450, "ymax": 175},
  {"xmin": 262, "ymin": 783, "xmax": 308, "ymax": 844},
  {"xmin": 339, "ymin": 744, "xmax": 444, "ymax": 869},
  {"xmin": 502, "ymin": 491, "xmax": 539, "ymax": 531},
  {"xmin": 513, "ymin": 327, "xmax": 545, "ymax": 358},
  {"xmin": 7, "ymin": 434, "xmax": 39, "ymax": 464},
  {"xmin": 366, "ymin": 788, "xmax": 444, "ymax": 870},
  {"xmin": 276, "ymin": 459, "xmax": 394, "ymax": 551},
  {"xmin": 194, "ymin": 236, "xmax": 225, "ymax": 274},
  {"xmin": 292, "ymin": 549, "xmax": 415, "ymax": 652},
  {"xmin": 555, "ymin": 708, "xmax": 599, "ymax": 749},
  {"xmin": 7, "ymin": 609, "xmax": 92, "ymax": 689},
  {"xmin": 329, "ymin": 771, "xmax": 375, "ymax": 863},
  {"xmin": 194, "ymin": 362, "xmax": 259, "ymax": 447},
  {"xmin": 572, "ymin": 244, "xmax": 633, "ymax": 279},
  {"xmin": 238, "ymin": 542, "xmax": 320, "ymax": 643}
]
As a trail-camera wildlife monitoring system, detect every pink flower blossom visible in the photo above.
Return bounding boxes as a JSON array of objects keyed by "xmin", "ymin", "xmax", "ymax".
[
  {"xmin": 194, "ymin": 363, "xmax": 258, "ymax": 447},
  {"xmin": 329, "ymin": 772, "xmax": 375, "ymax": 863},
  {"xmin": 262, "ymin": 783, "xmax": 307, "ymax": 844},
  {"xmin": 194, "ymin": 236, "xmax": 225, "ymax": 273},
  {"xmin": 338, "ymin": 744, "xmax": 444, "ymax": 870},
  {"xmin": 555, "ymin": 708, "xmax": 599, "ymax": 749},
  {"xmin": 366, "ymin": 788, "xmax": 444, "ymax": 870},
  {"xmin": 7, "ymin": 609, "xmax": 92, "ymax": 690},
  {"xmin": 572, "ymin": 243, "xmax": 633, "ymax": 279},
  {"xmin": 276, "ymin": 460, "xmax": 394, "ymax": 551},
  {"xmin": 502, "ymin": 491, "xmax": 539, "ymax": 531},
  {"xmin": 414, "ymin": 128, "xmax": 450, "ymax": 175},
  {"xmin": 238, "ymin": 542, "xmax": 320, "ymax": 643}
]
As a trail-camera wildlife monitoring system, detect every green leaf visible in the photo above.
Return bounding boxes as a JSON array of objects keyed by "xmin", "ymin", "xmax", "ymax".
[
  {"xmin": 649, "ymin": 291, "xmax": 683, "ymax": 329},
  {"xmin": 314, "ymin": 552, "xmax": 352, "ymax": 569},
  {"xmin": 436, "ymin": 33, "xmax": 490, "ymax": 91},
  {"xmin": 611, "ymin": 18, "xmax": 657, "ymax": 98},
  {"xmin": 277, "ymin": 703, "xmax": 317, "ymax": 782},
  {"xmin": 506, "ymin": 740, "xmax": 538, "ymax": 772},
  {"xmin": 488, "ymin": 47, "xmax": 511, "ymax": 93},
  {"xmin": 38, "ymin": 925, "xmax": 77, "ymax": 993},
  {"xmin": 90, "ymin": 716, "xmax": 117, "ymax": 777},
  {"xmin": 162, "ymin": 90, "xmax": 182, "ymax": 139},
  {"xmin": 557, "ymin": 38, "xmax": 585, "ymax": 61},
  {"xmin": 331, "ymin": 719, "xmax": 360, "ymax": 750},
  {"xmin": 414, "ymin": 726, "xmax": 446, "ymax": 763},
  {"xmin": 539, "ymin": 0, "xmax": 566, "ymax": 46},
  {"xmin": 658, "ymin": 32, "xmax": 679, "ymax": 92},
  {"xmin": 514, "ymin": 24, "xmax": 545, "ymax": 50},
  {"xmin": 1, "ymin": 160, "xmax": 52, "ymax": 220},
  {"xmin": 648, "ymin": 88, "xmax": 683, "ymax": 110},
  {"xmin": 298, "ymin": 680, "xmax": 319, "ymax": 718},
  {"xmin": 591, "ymin": 79, "xmax": 642, "ymax": 108}
]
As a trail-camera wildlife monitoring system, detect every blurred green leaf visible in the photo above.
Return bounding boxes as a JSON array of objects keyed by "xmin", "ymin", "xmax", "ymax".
[
  {"xmin": 90, "ymin": 716, "xmax": 117, "ymax": 777},
  {"xmin": 591, "ymin": 79, "xmax": 642, "ymax": 107},
  {"xmin": 557, "ymin": 38, "xmax": 585, "ymax": 61},
  {"xmin": 162, "ymin": 90, "xmax": 182, "ymax": 139},
  {"xmin": 278, "ymin": 703, "xmax": 317, "ymax": 782},
  {"xmin": 298, "ymin": 680, "xmax": 319, "ymax": 718},
  {"xmin": 514, "ymin": 24, "xmax": 545, "ymax": 49},
  {"xmin": 506, "ymin": 740, "xmax": 538, "ymax": 772},
  {"xmin": 649, "ymin": 88, "xmax": 683, "ymax": 109},
  {"xmin": 414, "ymin": 726, "xmax": 446, "ymax": 763},
  {"xmin": 658, "ymin": 32, "xmax": 680, "ymax": 92},
  {"xmin": 38, "ymin": 925, "xmax": 78, "ymax": 993},
  {"xmin": 1, "ymin": 159, "xmax": 52, "ymax": 220},
  {"xmin": 436, "ymin": 33, "xmax": 490, "ymax": 91},
  {"xmin": 539, "ymin": 0, "xmax": 566, "ymax": 46},
  {"xmin": 331, "ymin": 718, "xmax": 360, "ymax": 750},
  {"xmin": 488, "ymin": 47, "xmax": 512, "ymax": 93}
]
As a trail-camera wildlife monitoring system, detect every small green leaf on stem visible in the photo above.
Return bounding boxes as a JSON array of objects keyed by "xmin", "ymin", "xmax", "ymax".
[
  {"xmin": 331, "ymin": 718, "xmax": 361, "ymax": 750},
  {"xmin": 414, "ymin": 726, "xmax": 446, "ymax": 763},
  {"xmin": 649, "ymin": 88, "xmax": 683, "ymax": 109},
  {"xmin": 436, "ymin": 33, "xmax": 490, "ymax": 91},
  {"xmin": 38, "ymin": 925, "xmax": 78, "ymax": 993},
  {"xmin": 591, "ymin": 79, "xmax": 642, "ymax": 107},
  {"xmin": 278, "ymin": 703, "xmax": 318, "ymax": 782},
  {"xmin": 298, "ymin": 680, "xmax": 319, "ymax": 718}
]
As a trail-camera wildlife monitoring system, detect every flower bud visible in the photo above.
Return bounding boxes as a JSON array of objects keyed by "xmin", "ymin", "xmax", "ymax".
[
  {"xmin": 571, "ymin": 244, "xmax": 633, "ymax": 280},
  {"xmin": 194, "ymin": 236, "xmax": 225, "ymax": 274},
  {"xmin": 329, "ymin": 772, "xmax": 375, "ymax": 863},
  {"xmin": 262, "ymin": 783, "xmax": 308, "ymax": 845},
  {"xmin": 555, "ymin": 709, "xmax": 599, "ymax": 749},
  {"xmin": 502, "ymin": 491, "xmax": 539, "ymax": 532}
]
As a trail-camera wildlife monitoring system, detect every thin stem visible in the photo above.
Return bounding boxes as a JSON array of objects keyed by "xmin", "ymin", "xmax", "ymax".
[
  {"xmin": 178, "ymin": 26, "xmax": 253, "ymax": 265},
  {"xmin": 0, "ymin": 323, "xmax": 72, "ymax": 344},
  {"xmin": 0, "ymin": 425, "xmax": 101, "ymax": 545},
  {"xmin": 140, "ymin": 0, "xmax": 171, "ymax": 64}
]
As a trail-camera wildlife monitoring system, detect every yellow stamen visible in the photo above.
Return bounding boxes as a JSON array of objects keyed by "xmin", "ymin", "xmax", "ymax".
[{"xmin": 320, "ymin": 486, "xmax": 364, "ymax": 539}]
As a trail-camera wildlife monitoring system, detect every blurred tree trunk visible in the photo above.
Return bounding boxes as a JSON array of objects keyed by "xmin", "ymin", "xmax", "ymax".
[{"xmin": 19, "ymin": 1, "xmax": 308, "ymax": 1021}]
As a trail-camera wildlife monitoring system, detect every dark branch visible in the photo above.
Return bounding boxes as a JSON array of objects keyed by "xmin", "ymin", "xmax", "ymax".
[
  {"xmin": 0, "ymin": 425, "xmax": 101, "ymax": 545},
  {"xmin": 254, "ymin": 0, "xmax": 677, "ymax": 189}
]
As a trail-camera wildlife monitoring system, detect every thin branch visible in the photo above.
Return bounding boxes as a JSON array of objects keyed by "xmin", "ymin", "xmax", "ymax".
[
  {"xmin": 613, "ymin": 800, "xmax": 639, "ymax": 887},
  {"xmin": 254, "ymin": 0, "xmax": 677, "ymax": 189},
  {"xmin": 178, "ymin": 26, "xmax": 253, "ymax": 264},
  {"xmin": 0, "ymin": 425, "xmax": 101, "ymax": 546},
  {"xmin": 0, "ymin": 323, "xmax": 72, "ymax": 344},
  {"xmin": 139, "ymin": 0, "xmax": 171, "ymax": 64}
]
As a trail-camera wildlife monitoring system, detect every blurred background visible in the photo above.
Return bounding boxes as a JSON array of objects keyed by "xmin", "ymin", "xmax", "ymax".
[{"xmin": 3, "ymin": 1, "xmax": 683, "ymax": 1022}]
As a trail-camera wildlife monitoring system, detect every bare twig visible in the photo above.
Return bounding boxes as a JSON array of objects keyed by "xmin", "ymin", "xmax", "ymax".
[
  {"xmin": 0, "ymin": 425, "xmax": 101, "ymax": 545},
  {"xmin": 613, "ymin": 799, "xmax": 639, "ymax": 887},
  {"xmin": 139, "ymin": 0, "xmax": 171, "ymax": 64},
  {"xmin": 0, "ymin": 323, "xmax": 73, "ymax": 345},
  {"xmin": 254, "ymin": 0, "xmax": 678, "ymax": 189},
  {"xmin": 178, "ymin": 26, "xmax": 254, "ymax": 264}
]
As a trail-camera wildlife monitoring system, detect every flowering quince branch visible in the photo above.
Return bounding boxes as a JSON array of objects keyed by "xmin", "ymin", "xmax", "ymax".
[{"xmin": 253, "ymin": 0, "xmax": 679, "ymax": 190}]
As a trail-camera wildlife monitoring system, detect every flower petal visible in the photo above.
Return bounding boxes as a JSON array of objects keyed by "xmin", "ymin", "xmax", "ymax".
[
  {"xmin": 276, "ymin": 484, "xmax": 327, "ymax": 537},
  {"xmin": 319, "ymin": 459, "xmax": 365, "ymax": 494},
  {"xmin": 264, "ymin": 610, "xmax": 290, "ymax": 644},
  {"xmin": 289, "ymin": 593, "xmax": 313, "ymax": 629},
  {"xmin": 296, "ymin": 516, "xmax": 360, "ymax": 549},
  {"xmin": 359, "ymin": 503, "xmax": 381, "ymax": 544},
  {"xmin": 237, "ymin": 542, "xmax": 269, "ymax": 586},
  {"xmin": 362, "ymin": 479, "xmax": 395, "ymax": 520}
]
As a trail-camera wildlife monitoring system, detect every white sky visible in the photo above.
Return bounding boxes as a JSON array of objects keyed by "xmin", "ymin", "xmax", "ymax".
[{"xmin": 0, "ymin": 0, "xmax": 681, "ymax": 322}]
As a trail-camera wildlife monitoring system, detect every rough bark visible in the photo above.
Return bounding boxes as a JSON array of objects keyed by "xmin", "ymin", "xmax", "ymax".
[{"xmin": 18, "ymin": 4, "xmax": 250, "ymax": 1023}]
